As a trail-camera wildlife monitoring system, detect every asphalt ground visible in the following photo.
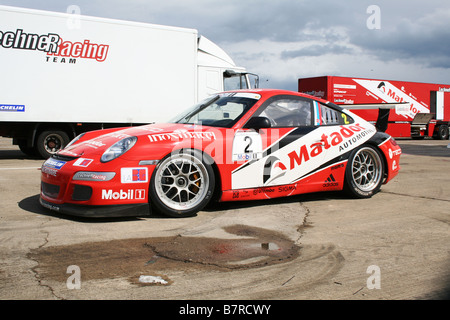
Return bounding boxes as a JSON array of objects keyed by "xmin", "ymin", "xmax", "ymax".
[{"xmin": 0, "ymin": 137, "xmax": 449, "ymax": 302}]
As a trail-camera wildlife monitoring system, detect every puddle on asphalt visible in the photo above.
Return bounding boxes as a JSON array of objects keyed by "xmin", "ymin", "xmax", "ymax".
[{"xmin": 28, "ymin": 225, "xmax": 300, "ymax": 286}]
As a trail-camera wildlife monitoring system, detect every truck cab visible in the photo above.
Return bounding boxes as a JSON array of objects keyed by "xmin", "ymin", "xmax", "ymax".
[{"xmin": 197, "ymin": 36, "xmax": 258, "ymax": 100}]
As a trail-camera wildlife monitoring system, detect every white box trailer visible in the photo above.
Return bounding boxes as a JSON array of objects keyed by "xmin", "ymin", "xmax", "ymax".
[{"xmin": 0, "ymin": 5, "xmax": 257, "ymax": 158}]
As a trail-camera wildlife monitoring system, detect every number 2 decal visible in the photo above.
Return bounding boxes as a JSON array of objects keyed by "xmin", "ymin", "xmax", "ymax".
[
  {"xmin": 341, "ymin": 113, "xmax": 350, "ymax": 124},
  {"xmin": 232, "ymin": 131, "xmax": 263, "ymax": 161},
  {"xmin": 244, "ymin": 136, "xmax": 253, "ymax": 153}
]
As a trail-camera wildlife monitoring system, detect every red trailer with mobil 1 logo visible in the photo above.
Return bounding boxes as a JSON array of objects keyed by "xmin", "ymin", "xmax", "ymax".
[{"xmin": 298, "ymin": 76, "xmax": 450, "ymax": 139}]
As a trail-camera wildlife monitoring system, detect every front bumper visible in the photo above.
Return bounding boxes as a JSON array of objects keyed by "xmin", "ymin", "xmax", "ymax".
[
  {"xmin": 39, "ymin": 156, "xmax": 156, "ymax": 218},
  {"xmin": 39, "ymin": 197, "xmax": 150, "ymax": 218},
  {"xmin": 378, "ymin": 137, "xmax": 402, "ymax": 184}
]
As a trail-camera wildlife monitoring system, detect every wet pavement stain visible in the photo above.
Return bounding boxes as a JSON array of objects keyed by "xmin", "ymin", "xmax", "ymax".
[{"xmin": 28, "ymin": 225, "xmax": 300, "ymax": 286}]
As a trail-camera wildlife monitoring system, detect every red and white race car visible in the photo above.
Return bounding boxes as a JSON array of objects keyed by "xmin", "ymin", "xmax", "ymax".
[{"xmin": 40, "ymin": 89, "xmax": 401, "ymax": 218}]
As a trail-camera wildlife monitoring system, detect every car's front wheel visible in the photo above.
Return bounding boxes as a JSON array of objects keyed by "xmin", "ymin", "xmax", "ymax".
[
  {"xmin": 344, "ymin": 145, "xmax": 384, "ymax": 198},
  {"xmin": 149, "ymin": 149, "xmax": 215, "ymax": 218}
]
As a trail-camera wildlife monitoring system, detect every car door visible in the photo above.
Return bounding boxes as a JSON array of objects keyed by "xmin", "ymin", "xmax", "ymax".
[{"xmin": 231, "ymin": 95, "xmax": 328, "ymax": 190}]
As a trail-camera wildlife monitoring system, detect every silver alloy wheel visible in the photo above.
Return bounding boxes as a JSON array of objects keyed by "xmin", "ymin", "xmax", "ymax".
[
  {"xmin": 350, "ymin": 147, "xmax": 383, "ymax": 192},
  {"xmin": 154, "ymin": 153, "xmax": 209, "ymax": 211}
]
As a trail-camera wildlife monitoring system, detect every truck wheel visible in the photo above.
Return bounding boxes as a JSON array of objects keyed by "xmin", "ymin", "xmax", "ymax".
[
  {"xmin": 149, "ymin": 149, "xmax": 215, "ymax": 218},
  {"xmin": 36, "ymin": 130, "xmax": 70, "ymax": 159},
  {"xmin": 344, "ymin": 145, "xmax": 384, "ymax": 198},
  {"xmin": 436, "ymin": 125, "xmax": 449, "ymax": 140}
]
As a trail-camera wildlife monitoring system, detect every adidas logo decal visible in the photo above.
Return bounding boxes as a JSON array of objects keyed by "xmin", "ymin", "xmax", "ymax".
[{"xmin": 323, "ymin": 174, "xmax": 338, "ymax": 187}]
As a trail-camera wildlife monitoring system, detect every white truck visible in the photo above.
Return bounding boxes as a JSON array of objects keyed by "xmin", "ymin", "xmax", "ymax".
[{"xmin": 0, "ymin": 5, "xmax": 258, "ymax": 158}]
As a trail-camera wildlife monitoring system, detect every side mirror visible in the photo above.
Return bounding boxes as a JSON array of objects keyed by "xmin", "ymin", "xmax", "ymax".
[{"xmin": 244, "ymin": 116, "xmax": 271, "ymax": 130}]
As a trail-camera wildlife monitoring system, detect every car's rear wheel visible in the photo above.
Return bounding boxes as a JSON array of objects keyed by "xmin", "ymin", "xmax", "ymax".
[
  {"xmin": 149, "ymin": 149, "xmax": 215, "ymax": 218},
  {"xmin": 344, "ymin": 145, "xmax": 384, "ymax": 198}
]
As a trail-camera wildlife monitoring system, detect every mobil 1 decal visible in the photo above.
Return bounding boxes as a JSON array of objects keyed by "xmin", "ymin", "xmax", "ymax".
[{"xmin": 231, "ymin": 123, "xmax": 375, "ymax": 190}]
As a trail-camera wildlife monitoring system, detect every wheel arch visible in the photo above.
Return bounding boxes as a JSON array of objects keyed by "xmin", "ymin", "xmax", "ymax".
[
  {"xmin": 148, "ymin": 147, "xmax": 219, "ymax": 217},
  {"xmin": 199, "ymin": 150, "xmax": 223, "ymax": 203},
  {"xmin": 364, "ymin": 140, "xmax": 389, "ymax": 183},
  {"xmin": 168, "ymin": 147, "xmax": 223, "ymax": 203},
  {"xmin": 343, "ymin": 141, "xmax": 386, "ymax": 198}
]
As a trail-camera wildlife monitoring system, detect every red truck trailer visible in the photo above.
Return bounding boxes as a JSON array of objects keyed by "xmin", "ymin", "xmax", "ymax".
[{"xmin": 298, "ymin": 76, "xmax": 450, "ymax": 139}]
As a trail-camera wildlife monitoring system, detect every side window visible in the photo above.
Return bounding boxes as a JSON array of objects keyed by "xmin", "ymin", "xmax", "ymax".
[
  {"xmin": 257, "ymin": 98, "xmax": 312, "ymax": 127},
  {"xmin": 314, "ymin": 101, "xmax": 354, "ymax": 126}
]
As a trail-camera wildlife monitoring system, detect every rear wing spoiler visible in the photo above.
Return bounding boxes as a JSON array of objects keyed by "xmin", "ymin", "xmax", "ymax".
[{"xmin": 341, "ymin": 103, "xmax": 407, "ymax": 133}]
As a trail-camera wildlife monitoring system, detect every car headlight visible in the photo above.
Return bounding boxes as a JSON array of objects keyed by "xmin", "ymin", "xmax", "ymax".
[{"xmin": 100, "ymin": 136, "xmax": 137, "ymax": 163}]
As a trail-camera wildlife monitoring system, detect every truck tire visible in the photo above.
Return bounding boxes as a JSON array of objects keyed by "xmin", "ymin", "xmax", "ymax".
[
  {"xmin": 36, "ymin": 130, "xmax": 70, "ymax": 159},
  {"xmin": 344, "ymin": 145, "xmax": 384, "ymax": 198},
  {"xmin": 436, "ymin": 125, "xmax": 449, "ymax": 140},
  {"xmin": 149, "ymin": 149, "xmax": 215, "ymax": 218}
]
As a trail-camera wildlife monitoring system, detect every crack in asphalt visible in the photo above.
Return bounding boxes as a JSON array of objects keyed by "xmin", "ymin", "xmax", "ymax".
[
  {"xmin": 381, "ymin": 190, "xmax": 450, "ymax": 203},
  {"xmin": 296, "ymin": 201, "xmax": 313, "ymax": 245},
  {"xmin": 28, "ymin": 230, "xmax": 65, "ymax": 300}
]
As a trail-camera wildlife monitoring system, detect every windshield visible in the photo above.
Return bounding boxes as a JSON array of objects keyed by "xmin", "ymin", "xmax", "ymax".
[{"xmin": 170, "ymin": 92, "xmax": 261, "ymax": 128}]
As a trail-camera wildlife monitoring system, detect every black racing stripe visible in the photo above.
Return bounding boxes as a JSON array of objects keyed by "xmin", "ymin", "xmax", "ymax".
[
  {"xmin": 263, "ymin": 126, "xmax": 316, "ymax": 158},
  {"xmin": 289, "ymin": 130, "xmax": 384, "ymax": 184},
  {"xmin": 368, "ymin": 131, "xmax": 391, "ymax": 145},
  {"xmin": 232, "ymin": 126, "xmax": 317, "ymax": 174},
  {"xmin": 291, "ymin": 153, "xmax": 351, "ymax": 184}
]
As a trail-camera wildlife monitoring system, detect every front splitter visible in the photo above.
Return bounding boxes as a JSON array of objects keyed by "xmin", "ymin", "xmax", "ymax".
[{"xmin": 39, "ymin": 198, "xmax": 150, "ymax": 218}]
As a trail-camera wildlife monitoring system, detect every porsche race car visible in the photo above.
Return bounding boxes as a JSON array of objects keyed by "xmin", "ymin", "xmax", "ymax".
[{"xmin": 40, "ymin": 89, "xmax": 401, "ymax": 218}]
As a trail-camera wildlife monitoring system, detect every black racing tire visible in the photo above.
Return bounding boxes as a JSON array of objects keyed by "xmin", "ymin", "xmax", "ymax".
[
  {"xmin": 36, "ymin": 130, "xmax": 70, "ymax": 159},
  {"xmin": 149, "ymin": 149, "xmax": 215, "ymax": 218},
  {"xmin": 344, "ymin": 145, "xmax": 385, "ymax": 198}
]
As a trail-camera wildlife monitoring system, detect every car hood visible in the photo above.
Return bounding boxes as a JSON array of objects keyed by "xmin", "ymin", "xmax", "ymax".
[{"xmin": 58, "ymin": 123, "xmax": 220, "ymax": 158}]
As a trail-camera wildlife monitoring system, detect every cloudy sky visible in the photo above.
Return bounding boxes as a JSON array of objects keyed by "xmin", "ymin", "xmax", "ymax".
[{"xmin": 2, "ymin": 0, "xmax": 449, "ymax": 91}]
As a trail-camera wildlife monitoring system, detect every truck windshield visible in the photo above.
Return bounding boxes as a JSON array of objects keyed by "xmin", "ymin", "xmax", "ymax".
[
  {"xmin": 171, "ymin": 93, "xmax": 261, "ymax": 128},
  {"xmin": 224, "ymin": 74, "xmax": 249, "ymax": 91}
]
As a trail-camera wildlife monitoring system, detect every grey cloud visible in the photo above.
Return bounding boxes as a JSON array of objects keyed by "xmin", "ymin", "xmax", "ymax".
[
  {"xmin": 350, "ymin": 4, "xmax": 450, "ymax": 68},
  {"xmin": 281, "ymin": 44, "xmax": 355, "ymax": 59},
  {"xmin": 133, "ymin": 0, "xmax": 359, "ymax": 43},
  {"xmin": 2, "ymin": 0, "xmax": 450, "ymax": 83}
]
